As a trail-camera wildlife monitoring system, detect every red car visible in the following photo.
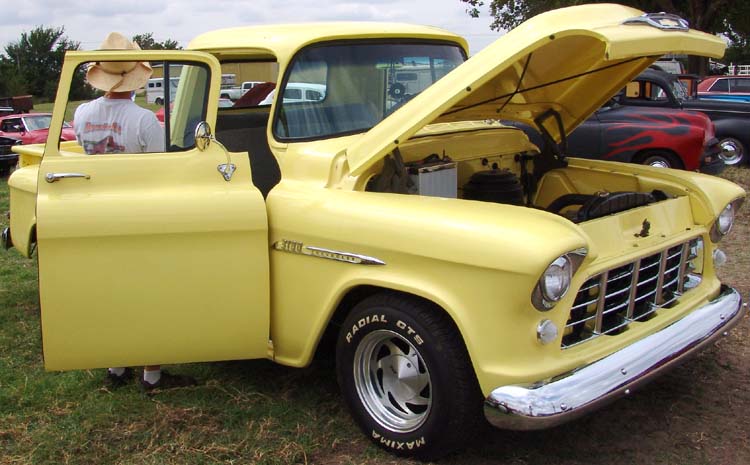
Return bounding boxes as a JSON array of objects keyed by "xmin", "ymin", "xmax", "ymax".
[
  {"xmin": 697, "ymin": 75, "xmax": 750, "ymax": 102},
  {"xmin": 0, "ymin": 113, "xmax": 76, "ymax": 144}
]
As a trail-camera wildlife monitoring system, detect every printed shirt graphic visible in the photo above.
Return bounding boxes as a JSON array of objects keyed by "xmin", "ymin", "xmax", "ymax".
[{"xmin": 74, "ymin": 97, "xmax": 165, "ymax": 154}]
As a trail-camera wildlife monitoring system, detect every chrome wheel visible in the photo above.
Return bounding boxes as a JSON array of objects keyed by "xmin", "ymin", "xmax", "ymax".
[
  {"xmin": 647, "ymin": 159, "xmax": 670, "ymax": 168},
  {"xmin": 641, "ymin": 151, "xmax": 681, "ymax": 169},
  {"xmin": 353, "ymin": 330, "xmax": 432, "ymax": 433},
  {"xmin": 719, "ymin": 138, "xmax": 745, "ymax": 165}
]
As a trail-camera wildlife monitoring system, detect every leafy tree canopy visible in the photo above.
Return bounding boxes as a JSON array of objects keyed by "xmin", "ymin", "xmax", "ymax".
[
  {"xmin": 461, "ymin": 1, "xmax": 749, "ymax": 72},
  {"xmin": 461, "ymin": 1, "xmax": 743, "ymax": 37},
  {"xmin": 2, "ymin": 26, "xmax": 85, "ymax": 101},
  {"xmin": 0, "ymin": 29, "xmax": 183, "ymax": 101},
  {"xmin": 132, "ymin": 33, "xmax": 182, "ymax": 50}
]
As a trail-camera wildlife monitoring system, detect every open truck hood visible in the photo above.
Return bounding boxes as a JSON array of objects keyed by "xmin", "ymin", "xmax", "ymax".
[{"xmin": 346, "ymin": 4, "xmax": 725, "ymax": 175}]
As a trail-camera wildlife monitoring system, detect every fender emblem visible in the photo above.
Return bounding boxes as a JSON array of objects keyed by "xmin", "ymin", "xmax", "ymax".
[
  {"xmin": 635, "ymin": 219, "xmax": 651, "ymax": 238},
  {"xmin": 273, "ymin": 240, "xmax": 386, "ymax": 266}
]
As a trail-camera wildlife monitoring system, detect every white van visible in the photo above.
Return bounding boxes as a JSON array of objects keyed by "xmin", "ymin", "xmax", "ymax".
[
  {"xmin": 259, "ymin": 82, "xmax": 326, "ymax": 105},
  {"xmin": 146, "ymin": 77, "xmax": 179, "ymax": 105}
]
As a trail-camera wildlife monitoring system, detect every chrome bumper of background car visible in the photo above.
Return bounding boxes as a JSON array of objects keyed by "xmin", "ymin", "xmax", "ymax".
[
  {"xmin": 1, "ymin": 227, "xmax": 10, "ymax": 250},
  {"xmin": 700, "ymin": 138, "xmax": 727, "ymax": 175},
  {"xmin": 484, "ymin": 286, "xmax": 744, "ymax": 430}
]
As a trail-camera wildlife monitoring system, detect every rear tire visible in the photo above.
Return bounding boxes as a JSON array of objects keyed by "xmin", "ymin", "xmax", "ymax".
[
  {"xmin": 155, "ymin": 97, "xmax": 164, "ymax": 106},
  {"xmin": 336, "ymin": 292, "xmax": 482, "ymax": 460},
  {"xmin": 640, "ymin": 150, "xmax": 683, "ymax": 169},
  {"xmin": 718, "ymin": 137, "xmax": 745, "ymax": 165}
]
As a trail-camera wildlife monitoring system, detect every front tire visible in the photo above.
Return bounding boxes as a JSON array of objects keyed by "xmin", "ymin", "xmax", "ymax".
[
  {"xmin": 155, "ymin": 97, "xmax": 164, "ymax": 106},
  {"xmin": 336, "ymin": 293, "xmax": 482, "ymax": 460},
  {"xmin": 640, "ymin": 150, "xmax": 683, "ymax": 169}
]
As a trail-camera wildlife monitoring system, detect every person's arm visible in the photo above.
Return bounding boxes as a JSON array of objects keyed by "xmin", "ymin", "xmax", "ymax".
[{"xmin": 73, "ymin": 106, "xmax": 85, "ymax": 147}]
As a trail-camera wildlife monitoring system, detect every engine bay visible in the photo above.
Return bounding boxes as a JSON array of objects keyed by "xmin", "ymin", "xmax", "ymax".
[{"xmin": 364, "ymin": 122, "xmax": 673, "ymax": 223}]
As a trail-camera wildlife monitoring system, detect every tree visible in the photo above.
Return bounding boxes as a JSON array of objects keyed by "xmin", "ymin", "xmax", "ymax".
[
  {"xmin": 461, "ymin": 1, "xmax": 747, "ymax": 74},
  {"xmin": 2, "ymin": 26, "xmax": 91, "ymax": 101},
  {"xmin": 132, "ymin": 33, "xmax": 182, "ymax": 50}
]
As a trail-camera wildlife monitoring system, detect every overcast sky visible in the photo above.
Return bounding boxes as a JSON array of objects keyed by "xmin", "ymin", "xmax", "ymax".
[{"xmin": 0, "ymin": 0, "xmax": 502, "ymax": 55}]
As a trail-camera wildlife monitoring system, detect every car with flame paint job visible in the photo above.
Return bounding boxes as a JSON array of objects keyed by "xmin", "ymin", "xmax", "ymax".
[
  {"xmin": 619, "ymin": 68, "xmax": 750, "ymax": 166},
  {"xmin": 2, "ymin": 5, "xmax": 746, "ymax": 460},
  {"xmin": 566, "ymin": 100, "xmax": 725, "ymax": 173}
]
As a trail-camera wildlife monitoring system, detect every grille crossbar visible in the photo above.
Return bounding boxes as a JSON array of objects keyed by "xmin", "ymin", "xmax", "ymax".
[{"xmin": 562, "ymin": 240, "xmax": 692, "ymax": 349}]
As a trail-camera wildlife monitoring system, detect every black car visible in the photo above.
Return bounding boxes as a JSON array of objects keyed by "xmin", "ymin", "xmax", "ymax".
[
  {"xmin": 0, "ymin": 135, "xmax": 21, "ymax": 176},
  {"xmin": 620, "ymin": 68, "xmax": 750, "ymax": 165}
]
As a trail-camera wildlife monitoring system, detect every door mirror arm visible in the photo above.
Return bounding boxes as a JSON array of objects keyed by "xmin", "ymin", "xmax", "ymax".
[{"xmin": 195, "ymin": 121, "xmax": 236, "ymax": 182}]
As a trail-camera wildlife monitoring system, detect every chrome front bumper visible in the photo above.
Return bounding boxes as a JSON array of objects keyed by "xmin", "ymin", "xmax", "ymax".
[
  {"xmin": 484, "ymin": 286, "xmax": 745, "ymax": 430},
  {"xmin": 1, "ymin": 227, "xmax": 10, "ymax": 250}
]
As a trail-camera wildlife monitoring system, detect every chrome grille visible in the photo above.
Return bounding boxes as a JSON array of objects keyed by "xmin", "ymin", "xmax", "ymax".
[{"xmin": 562, "ymin": 241, "xmax": 692, "ymax": 349}]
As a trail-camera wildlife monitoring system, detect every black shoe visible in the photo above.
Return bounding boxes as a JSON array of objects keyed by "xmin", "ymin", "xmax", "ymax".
[
  {"xmin": 140, "ymin": 370, "xmax": 197, "ymax": 391},
  {"xmin": 105, "ymin": 368, "xmax": 134, "ymax": 389}
]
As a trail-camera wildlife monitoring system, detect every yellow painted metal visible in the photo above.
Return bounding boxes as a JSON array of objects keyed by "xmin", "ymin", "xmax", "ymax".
[
  {"xmin": 345, "ymin": 4, "xmax": 725, "ymax": 176},
  {"xmin": 3, "ymin": 5, "xmax": 746, "ymax": 397},
  {"xmin": 35, "ymin": 51, "xmax": 271, "ymax": 370},
  {"xmin": 7, "ymin": 165, "xmax": 39, "ymax": 257},
  {"xmin": 187, "ymin": 22, "xmax": 467, "ymax": 62}
]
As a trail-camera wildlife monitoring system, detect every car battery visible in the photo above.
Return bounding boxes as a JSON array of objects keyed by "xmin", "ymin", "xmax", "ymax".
[{"xmin": 408, "ymin": 159, "xmax": 457, "ymax": 198}]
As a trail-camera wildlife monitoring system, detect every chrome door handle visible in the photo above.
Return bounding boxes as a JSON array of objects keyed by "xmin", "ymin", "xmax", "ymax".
[{"xmin": 45, "ymin": 172, "xmax": 91, "ymax": 183}]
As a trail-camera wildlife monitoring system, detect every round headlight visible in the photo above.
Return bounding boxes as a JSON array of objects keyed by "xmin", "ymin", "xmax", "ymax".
[
  {"xmin": 717, "ymin": 203, "xmax": 734, "ymax": 235},
  {"xmin": 540, "ymin": 256, "xmax": 572, "ymax": 303}
]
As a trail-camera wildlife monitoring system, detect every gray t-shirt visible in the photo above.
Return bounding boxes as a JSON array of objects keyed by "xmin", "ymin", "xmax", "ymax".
[{"xmin": 74, "ymin": 97, "xmax": 165, "ymax": 154}]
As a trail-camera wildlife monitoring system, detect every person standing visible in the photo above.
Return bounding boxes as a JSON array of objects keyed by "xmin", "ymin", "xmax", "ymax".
[{"xmin": 75, "ymin": 32, "xmax": 196, "ymax": 391}]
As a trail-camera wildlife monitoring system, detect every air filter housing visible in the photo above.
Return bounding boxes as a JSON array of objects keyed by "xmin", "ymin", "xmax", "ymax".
[{"xmin": 462, "ymin": 169, "xmax": 525, "ymax": 206}]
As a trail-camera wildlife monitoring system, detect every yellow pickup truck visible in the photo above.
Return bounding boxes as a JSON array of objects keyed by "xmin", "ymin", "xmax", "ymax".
[{"xmin": 2, "ymin": 4, "xmax": 745, "ymax": 460}]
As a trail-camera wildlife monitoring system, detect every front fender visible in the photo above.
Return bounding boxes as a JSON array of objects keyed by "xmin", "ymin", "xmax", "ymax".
[
  {"xmin": 266, "ymin": 181, "xmax": 590, "ymax": 379},
  {"xmin": 7, "ymin": 165, "xmax": 39, "ymax": 257},
  {"xmin": 564, "ymin": 158, "xmax": 745, "ymax": 225}
]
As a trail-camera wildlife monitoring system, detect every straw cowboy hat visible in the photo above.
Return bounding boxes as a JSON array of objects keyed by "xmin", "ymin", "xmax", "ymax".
[{"xmin": 86, "ymin": 32, "xmax": 153, "ymax": 92}]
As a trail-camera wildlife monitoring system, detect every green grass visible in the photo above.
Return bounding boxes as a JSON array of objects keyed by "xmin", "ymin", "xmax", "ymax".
[
  {"xmin": 1, "ymin": 169, "xmax": 749, "ymax": 465},
  {"xmin": 0, "ymin": 179, "xmax": 377, "ymax": 465},
  {"xmin": 33, "ymin": 95, "xmax": 162, "ymax": 121}
]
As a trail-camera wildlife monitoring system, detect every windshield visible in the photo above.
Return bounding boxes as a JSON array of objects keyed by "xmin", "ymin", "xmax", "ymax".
[
  {"xmin": 671, "ymin": 79, "xmax": 689, "ymax": 101},
  {"xmin": 23, "ymin": 115, "xmax": 53, "ymax": 131},
  {"xmin": 273, "ymin": 41, "xmax": 466, "ymax": 140}
]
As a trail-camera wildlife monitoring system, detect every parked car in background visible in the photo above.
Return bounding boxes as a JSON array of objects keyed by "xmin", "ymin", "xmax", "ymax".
[
  {"xmin": 621, "ymin": 68, "xmax": 750, "ymax": 165},
  {"xmin": 697, "ymin": 75, "xmax": 750, "ymax": 102},
  {"xmin": 0, "ymin": 113, "xmax": 76, "ymax": 145},
  {"xmin": 258, "ymin": 82, "xmax": 326, "ymax": 105},
  {"xmin": 565, "ymin": 102, "xmax": 724, "ymax": 172},
  {"xmin": 0, "ymin": 135, "xmax": 21, "ymax": 175},
  {"xmin": 219, "ymin": 87, "xmax": 244, "ymax": 100},
  {"xmin": 3, "ymin": 5, "xmax": 746, "ymax": 460},
  {"xmin": 241, "ymin": 81, "xmax": 263, "ymax": 93}
]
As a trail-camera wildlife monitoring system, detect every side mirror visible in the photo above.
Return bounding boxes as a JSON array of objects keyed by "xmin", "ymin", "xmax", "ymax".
[
  {"xmin": 193, "ymin": 121, "xmax": 236, "ymax": 182},
  {"xmin": 194, "ymin": 121, "xmax": 212, "ymax": 151},
  {"xmin": 12, "ymin": 124, "xmax": 24, "ymax": 133}
]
